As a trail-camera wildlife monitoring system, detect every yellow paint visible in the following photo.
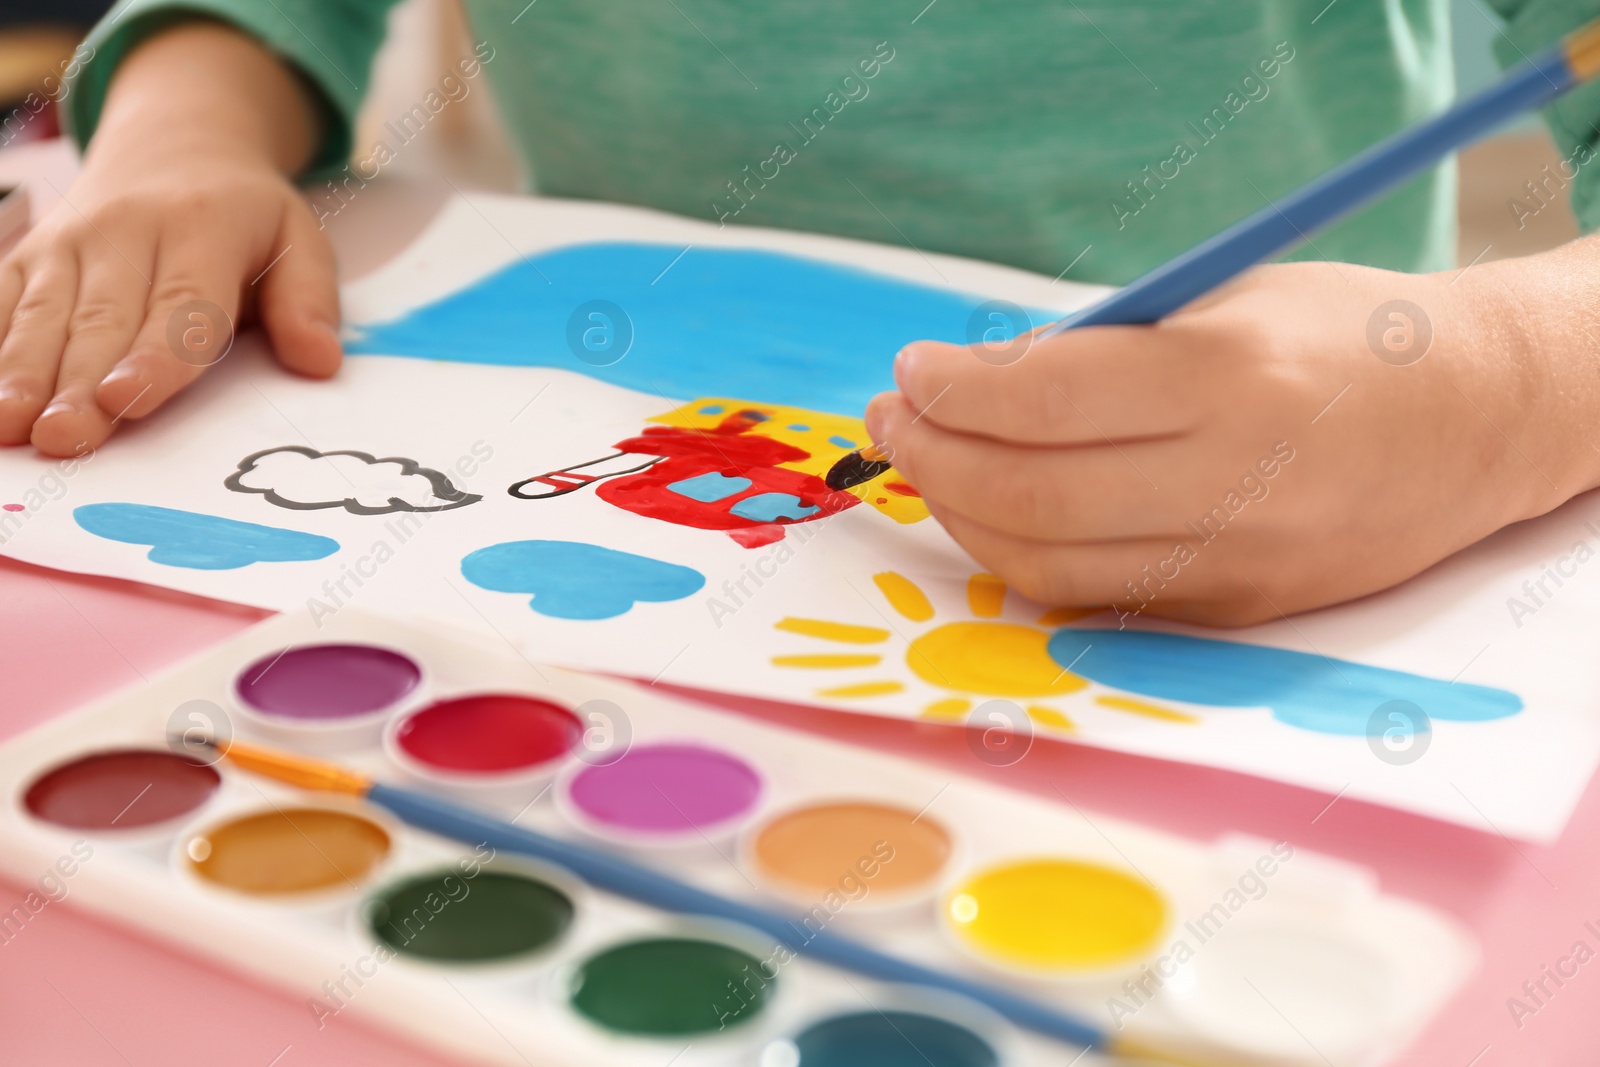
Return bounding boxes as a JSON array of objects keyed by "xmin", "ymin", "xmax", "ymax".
[
  {"xmin": 1095, "ymin": 695, "xmax": 1199, "ymax": 724},
  {"xmin": 649, "ymin": 397, "xmax": 929, "ymax": 524},
  {"xmin": 945, "ymin": 859, "xmax": 1167, "ymax": 971},
  {"xmin": 907, "ymin": 621, "xmax": 1088, "ymax": 698},
  {"xmin": 922, "ymin": 697, "xmax": 972, "ymax": 721},
  {"xmin": 1037, "ymin": 606, "xmax": 1099, "ymax": 626},
  {"xmin": 1026, "ymin": 705, "xmax": 1075, "ymax": 731},
  {"xmin": 873, "ymin": 572, "xmax": 934, "ymax": 623},
  {"xmin": 966, "ymin": 574, "xmax": 1006, "ymax": 618},
  {"xmin": 771, "ymin": 654, "xmax": 882, "ymax": 669},
  {"xmin": 775, "ymin": 617, "xmax": 889, "ymax": 644},
  {"xmin": 817, "ymin": 680, "xmax": 905, "ymax": 699}
]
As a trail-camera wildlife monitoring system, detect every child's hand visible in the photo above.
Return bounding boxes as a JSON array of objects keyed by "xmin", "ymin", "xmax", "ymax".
[
  {"xmin": 0, "ymin": 21, "xmax": 336, "ymax": 457},
  {"xmin": 868, "ymin": 256, "xmax": 1600, "ymax": 625}
]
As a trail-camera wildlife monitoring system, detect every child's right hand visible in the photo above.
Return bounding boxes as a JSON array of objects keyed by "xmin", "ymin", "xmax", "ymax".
[{"xmin": 0, "ymin": 21, "xmax": 340, "ymax": 458}]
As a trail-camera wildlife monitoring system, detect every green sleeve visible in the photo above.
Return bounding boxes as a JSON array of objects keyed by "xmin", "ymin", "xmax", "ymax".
[
  {"xmin": 1485, "ymin": 0, "xmax": 1600, "ymax": 230},
  {"xmin": 65, "ymin": 0, "xmax": 404, "ymax": 182}
]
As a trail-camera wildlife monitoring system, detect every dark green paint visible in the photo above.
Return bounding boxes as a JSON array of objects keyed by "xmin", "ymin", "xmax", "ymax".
[
  {"xmin": 569, "ymin": 937, "xmax": 774, "ymax": 1036},
  {"xmin": 367, "ymin": 869, "xmax": 573, "ymax": 962}
]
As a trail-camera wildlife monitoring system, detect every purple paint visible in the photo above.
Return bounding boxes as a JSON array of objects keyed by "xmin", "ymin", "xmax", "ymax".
[
  {"xmin": 236, "ymin": 644, "xmax": 421, "ymax": 721},
  {"xmin": 566, "ymin": 743, "xmax": 761, "ymax": 835}
]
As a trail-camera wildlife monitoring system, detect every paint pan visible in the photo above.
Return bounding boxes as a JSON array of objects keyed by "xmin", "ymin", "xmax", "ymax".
[
  {"xmin": 563, "ymin": 929, "xmax": 778, "ymax": 1038},
  {"xmin": 558, "ymin": 741, "xmax": 763, "ymax": 847},
  {"xmin": 763, "ymin": 1009, "xmax": 1001, "ymax": 1067},
  {"xmin": 743, "ymin": 799, "xmax": 955, "ymax": 913},
  {"xmin": 180, "ymin": 804, "xmax": 392, "ymax": 902},
  {"xmin": 22, "ymin": 748, "xmax": 221, "ymax": 847},
  {"xmin": 233, "ymin": 643, "xmax": 425, "ymax": 750},
  {"xmin": 1166, "ymin": 923, "xmax": 1397, "ymax": 1059},
  {"xmin": 941, "ymin": 857, "xmax": 1169, "ymax": 980},
  {"xmin": 362, "ymin": 859, "xmax": 580, "ymax": 969},
  {"xmin": 385, "ymin": 694, "xmax": 581, "ymax": 803}
]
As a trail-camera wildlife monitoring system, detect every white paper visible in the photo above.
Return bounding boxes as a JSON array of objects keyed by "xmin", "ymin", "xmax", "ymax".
[{"xmin": 1, "ymin": 193, "xmax": 1595, "ymax": 842}]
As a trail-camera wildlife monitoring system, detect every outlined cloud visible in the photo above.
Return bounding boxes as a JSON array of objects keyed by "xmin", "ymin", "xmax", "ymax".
[
  {"xmin": 74, "ymin": 503, "xmax": 339, "ymax": 570},
  {"xmin": 225, "ymin": 446, "xmax": 481, "ymax": 515},
  {"xmin": 461, "ymin": 540, "xmax": 705, "ymax": 620}
]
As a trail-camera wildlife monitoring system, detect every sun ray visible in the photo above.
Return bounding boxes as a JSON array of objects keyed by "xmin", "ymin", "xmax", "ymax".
[
  {"xmin": 817, "ymin": 680, "xmax": 905, "ymax": 699},
  {"xmin": 772, "ymin": 654, "xmax": 882, "ymax": 668},
  {"xmin": 775, "ymin": 617, "xmax": 890, "ymax": 644},
  {"xmin": 1026, "ymin": 705, "xmax": 1076, "ymax": 731},
  {"xmin": 1094, "ymin": 695, "xmax": 1198, "ymax": 724},
  {"xmin": 873, "ymin": 571, "xmax": 934, "ymax": 622},
  {"xmin": 1037, "ymin": 606, "xmax": 1099, "ymax": 626},
  {"xmin": 967, "ymin": 573, "xmax": 1006, "ymax": 618},
  {"xmin": 923, "ymin": 697, "xmax": 972, "ymax": 721}
]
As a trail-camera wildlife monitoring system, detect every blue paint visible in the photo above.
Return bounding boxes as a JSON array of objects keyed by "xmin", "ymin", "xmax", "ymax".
[
  {"xmin": 346, "ymin": 243, "xmax": 1056, "ymax": 415},
  {"xmin": 787, "ymin": 1010, "xmax": 998, "ymax": 1067},
  {"xmin": 667, "ymin": 472, "xmax": 752, "ymax": 503},
  {"xmin": 1046, "ymin": 628, "xmax": 1523, "ymax": 735},
  {"xmin": 460, "ymin": 540, "xmax": 705, "ymax": 620},
  {"xmin": 73, "ymin": 503, "xmax": 338, "ymax": 570},
  {"xmin": 827, "ymin": 435, "xmax": 857, "ymax": 449},
  {"xmin": 729, "ymin": 493, "xmax": 821, "ymax": 523},
  {"xmin": 787, "ymin": 424, "xmax": 811, "ymax": 432},
  {"xmin": 697, "ymin": 405, "xmax": 725, "ymax": 415}
]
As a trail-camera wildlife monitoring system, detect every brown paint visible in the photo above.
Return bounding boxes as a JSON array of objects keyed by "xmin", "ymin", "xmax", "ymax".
[
  {"xmin": 750, "ymin": 800, "xmax": 952, "ymax": 898},
  {"xmin": 186, "ymin": 807, "xmax": 390, "ymax": 895},
  {"xmin": 24, "ymin": 749, "xmax": 221, "ymax": 831}
]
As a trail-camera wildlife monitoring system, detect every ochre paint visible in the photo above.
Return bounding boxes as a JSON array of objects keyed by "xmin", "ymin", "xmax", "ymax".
[
  {"xmin": 751, "ymin": 801, "xmax": 952, "ymax": 898},
  {"xmin": 394, "ymin": 694, "xmax": 580, "ymax": 773},
  {"xmin": 186, "ymin": 808, "xmax": 390, "ymax": 895},
  {"xmin": 24, "ymin": 749, "xmax": 220, "ymax": 830},
  {"xmin": 945, "ymin": 859, "xmax": 1167, "ymax": 971}
]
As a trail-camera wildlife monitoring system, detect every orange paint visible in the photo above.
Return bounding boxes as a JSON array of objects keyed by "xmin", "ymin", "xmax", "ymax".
[
  {"xmin": 883, "ymin": 481, "xmax": 921, "ymax": 497},
  {"xmin": 185, "ymin": 807, "xmax": 390, "ymax": 896},
  {"xmin": 751, "ymin": 801, "xmax": 953, "ymax": 899}
]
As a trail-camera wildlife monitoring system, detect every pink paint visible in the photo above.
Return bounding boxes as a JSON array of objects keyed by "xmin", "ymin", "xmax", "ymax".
[
  {"xmin": 3, "ymin": 503, "xmax": 24, "ymax": 512},
  {"xmin": 565, "ymin": 742, "xmax": 761, "ymax": 834},
  {"xmin": 235, "ymin": 644, "xmax": 420, "ymax": 721}
]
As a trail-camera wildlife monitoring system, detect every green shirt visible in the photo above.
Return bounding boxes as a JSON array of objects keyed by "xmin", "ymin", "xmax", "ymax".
[{"xmin": 67, "ymin": 0, "xmax": 1600, "ymax": 285}]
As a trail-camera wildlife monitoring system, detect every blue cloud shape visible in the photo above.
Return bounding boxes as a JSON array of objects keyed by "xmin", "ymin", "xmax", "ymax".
[
  {"xmin": 461, "ymin": 539, "xmax": 705, "ymax": 620},
  {"xmin": 74, "ymin": 503, "xmax": 339, "ymax": 570},
  {"xmin": 347, "ymin": 242, "xmax": 1056, "ymax": 415},
  {"xmin": 1046, "ymin": 628, "xmax": 1523, "ymax": 735}
]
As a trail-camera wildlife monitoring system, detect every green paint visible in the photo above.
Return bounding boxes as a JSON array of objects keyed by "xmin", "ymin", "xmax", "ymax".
[
  {"xmin": 569, "ymin": 937, "xmax": 775, "ymax": 1036},
  {"xmin": 367, "ymin": 869, "xmax": 574, "ymax": 962}
]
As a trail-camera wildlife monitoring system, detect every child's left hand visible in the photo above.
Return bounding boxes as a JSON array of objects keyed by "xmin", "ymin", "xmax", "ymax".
[{"xmin": 867, "ymin": 254, "xmax": 1600, "ymax": 626}]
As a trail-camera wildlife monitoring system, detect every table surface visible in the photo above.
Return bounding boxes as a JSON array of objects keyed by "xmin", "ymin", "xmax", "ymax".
[{"xmin": 0, "ymin": 139, "xmax": 1592, "ymax": 1067}]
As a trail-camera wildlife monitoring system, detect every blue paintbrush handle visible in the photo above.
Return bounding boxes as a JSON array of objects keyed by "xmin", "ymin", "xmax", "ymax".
[
  {"xmin": 369, "ymin": 782, "xmax": 1105, "ymax": 1049},
  {"xmin": 1046, "ymin": 45, "xmax": 1575, "ymax": 334}
]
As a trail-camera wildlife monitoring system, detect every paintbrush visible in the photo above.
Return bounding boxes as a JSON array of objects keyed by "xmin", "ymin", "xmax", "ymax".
[
  {"xmin": 181, "ymin": 733, "xmax": 1215, "ymax": 1059},
  {"xmin": 826, "ymin": 15, "xmax": 1600, "ymax": 491}
]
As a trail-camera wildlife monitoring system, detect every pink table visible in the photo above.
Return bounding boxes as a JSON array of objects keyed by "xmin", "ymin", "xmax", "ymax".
[{"xmin": 1, "ymin": 141, "xmax": 1591, "ymax": 1066}]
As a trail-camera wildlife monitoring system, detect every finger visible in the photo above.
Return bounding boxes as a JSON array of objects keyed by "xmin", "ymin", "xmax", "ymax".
[
  {"xmin": 0, "ymin": 256, "xmax": 79, "ymax": 450},
  {"xmin": 255, "ymin": 199, "xmax": 341, "ymax": 379},
  {"xmin": 867, "ymin": 390, "xmax": 1182, "ymax": 541},
  {"xmin": 927, "ymin": 500, "xmax": 1182, "ymax": 609},
  {"xmin": 891, "ymin": 327, "xmax": 1200, "ymax": 445},
  {"xmin": 94, "ymin": 229, "xmax": 246, "ymax": 423},
  {"xmin": 29, "ymin": 250, "xmax": 150, "ymax": 456},
  {"xmin": 0, "ymin": 262, "xmax": 35, "ymax": 443}
]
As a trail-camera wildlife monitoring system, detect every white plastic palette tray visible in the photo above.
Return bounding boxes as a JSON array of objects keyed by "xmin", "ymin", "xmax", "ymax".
[{"xmin": 0, "ymin": 610, "xmax": 1474, "ymax": 1066}]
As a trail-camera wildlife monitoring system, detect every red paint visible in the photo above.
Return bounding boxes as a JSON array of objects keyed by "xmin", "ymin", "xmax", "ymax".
[
  {"xmin": 884, "ymin": 481, "xmax": 921, "ymax": 497},
  {"xmin": 395, "ymin": 694, "xmax": 581, "ymax": 773},
  {"xmin": 25, "ymin": 748, "xmax": 221, "ymax": 830},
  {"xmin": 520, "ymin": 409, "xmax": 858, "ymax": 548},
  {"xmin": 2, "ymin": 503, "xmax": 24, "ymax": 512}
]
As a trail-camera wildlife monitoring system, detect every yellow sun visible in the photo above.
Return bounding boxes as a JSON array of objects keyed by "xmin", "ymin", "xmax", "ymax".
[{"xmin": 772, "ymin": 572, "xmax": 1196, "ymax": 731}]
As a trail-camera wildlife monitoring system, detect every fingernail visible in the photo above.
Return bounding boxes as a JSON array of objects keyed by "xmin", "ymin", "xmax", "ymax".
[
  {"xmin": 39, "ymin": 401, "xmax": 74, "ymax": 420},
  {"xmin": 99, "ymin": 365, "xmax": 140, "ymax": 391},
  {"xmin": 865, "ymin": 396, "xmax": 889, "ymax": 445},
  {"xmin": 893, "ymin": 344, "xmax": 920, "ymax": 389}
]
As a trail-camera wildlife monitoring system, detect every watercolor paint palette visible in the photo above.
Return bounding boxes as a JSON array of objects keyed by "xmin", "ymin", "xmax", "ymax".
[{"xmin": 0, "ymin": 610, "xmax": 1474, "ymax": 1066}]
